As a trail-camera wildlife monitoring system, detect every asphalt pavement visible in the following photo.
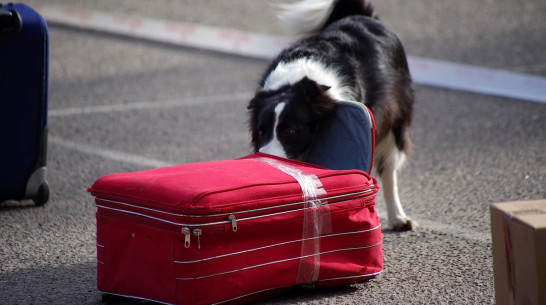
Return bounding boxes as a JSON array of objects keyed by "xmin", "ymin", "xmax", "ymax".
[{"xmin": 1, "ymin": 1, "xmax": 545, "ymax": 304}]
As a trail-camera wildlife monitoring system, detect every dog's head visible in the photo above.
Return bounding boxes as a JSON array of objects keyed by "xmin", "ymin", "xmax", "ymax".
[{"xmin": 247, "ymin": 77, "xmax": 336, "ymax": 159}]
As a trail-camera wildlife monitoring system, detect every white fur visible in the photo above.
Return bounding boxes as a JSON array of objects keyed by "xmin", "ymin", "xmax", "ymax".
[
  {"xmin": 263, "ymin": 58, "xmax": 356, "ymax": 101},
  {"xmin": 259, "ymin": 102, "xmax": 288, "ymax": 158},
  {"xmin": 374, "ymin": 131, "xmax": 415, "ymax": 229},
  {"xmin": 277, "ymin": 0, "xmax": 336, "ymax": 34}
]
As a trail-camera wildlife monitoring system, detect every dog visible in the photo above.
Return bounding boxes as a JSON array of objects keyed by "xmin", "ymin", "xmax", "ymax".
[{"xmin": 247, "ymin": 0, "xmax": 416, "ymax": 231}]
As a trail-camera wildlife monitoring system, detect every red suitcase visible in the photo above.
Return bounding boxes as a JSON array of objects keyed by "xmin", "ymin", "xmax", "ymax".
[{"xmin": 89, "ymin": 153, "xmax": 382, "ymax": 305}]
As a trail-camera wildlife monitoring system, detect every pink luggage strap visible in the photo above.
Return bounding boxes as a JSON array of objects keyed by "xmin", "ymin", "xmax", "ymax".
[{"xmin": 252, "ymin": 158, "xmax": 333, "ymax": 285}]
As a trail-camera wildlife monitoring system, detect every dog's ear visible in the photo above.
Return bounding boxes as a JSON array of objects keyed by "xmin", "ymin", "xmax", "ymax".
[
  {"xmin": 247, "ymin": 99, "xmax": 255, "ymax": 110},
  {"xmin": 298, "ymin": 77, "xmax": 331, "ymax": 96},
  {"xmin": 297, "ymin": 77, "xmax": 336, "ymax": 119},
  {"xmin": 247, "ymin": 92, "xmax": 265, "ymax": 152},
  {"xmin": 247, "ymin": 89, "xmax": 268, "ymax": 110},
  {"xmin": 247, "ymin": 96, "xmax": 258, "ymax": 110}
]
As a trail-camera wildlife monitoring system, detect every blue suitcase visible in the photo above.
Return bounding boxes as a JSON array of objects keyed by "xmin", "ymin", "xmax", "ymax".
[{"xmin": 0, "ymin": 3, "xmax": 49, "ymax": 205}]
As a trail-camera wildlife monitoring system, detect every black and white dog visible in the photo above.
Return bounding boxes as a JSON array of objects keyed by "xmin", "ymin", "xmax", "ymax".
[{"xmin": 248, "ymin": 0, "xmax": 416, "ymax": 230}]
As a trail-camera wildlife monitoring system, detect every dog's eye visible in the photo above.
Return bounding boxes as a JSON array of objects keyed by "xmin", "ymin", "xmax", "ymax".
[
  {"xmin": 258, "ymin": 126, "xmax": 267, "ymax": 138},
  {"xmin": 280, "ymin": 128, "xmax": 296, "ymax": 137}
]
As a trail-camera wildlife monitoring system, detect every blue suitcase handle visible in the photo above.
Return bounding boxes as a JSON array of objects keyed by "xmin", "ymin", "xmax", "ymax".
[{"xmin": 0, "ymin": 3, "xmax": 23, "ymax": 43}]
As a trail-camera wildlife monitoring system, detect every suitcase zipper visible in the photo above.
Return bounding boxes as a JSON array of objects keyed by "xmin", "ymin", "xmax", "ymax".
[
  {"xmin": 228, "ymin": 214, "xmax": 237, "ymax": 232},
  {"xmin": 181, "ymin": 227, "xmax": 191, "ymax": 248},
  {"xmin": 182, "ymin": 227, "xmax": 203, "ymax": 249},
  {"xmin": 193, "ymin": 228, "xmax": 202, "ymax": 249},
  {"xmin": 182, "ymin": 216, "xmax": 233, "ymax": 249}
]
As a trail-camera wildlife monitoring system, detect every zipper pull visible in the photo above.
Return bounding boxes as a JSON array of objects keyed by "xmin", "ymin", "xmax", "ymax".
[
  {"xmin": 181, "ymin": 227, "xmax": 191, "ymax": 248},
  {"xmin": 193, "ymin": 229, "xmax": 202, "ymax": 249},
  {"xmin": 228, "ymin": 214, "xmax": 238, "ymax": 232}
]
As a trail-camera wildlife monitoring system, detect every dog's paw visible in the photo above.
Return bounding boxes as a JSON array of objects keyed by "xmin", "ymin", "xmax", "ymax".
[{"xmin": 389, "ymin": 217, "xmax": 418, "ymax": 231}]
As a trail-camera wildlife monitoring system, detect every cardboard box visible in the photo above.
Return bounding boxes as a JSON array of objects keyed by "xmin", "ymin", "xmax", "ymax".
[{"xmin": 491, "ymin": 200, "xmax": 546, "ymax": 305}]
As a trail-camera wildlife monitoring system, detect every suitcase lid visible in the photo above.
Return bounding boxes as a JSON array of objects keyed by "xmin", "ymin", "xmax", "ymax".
[
  {"xmin": 89, "ymin": 153, "xmax": 377, "ymax": 215},
  {"xmin": 302, "ymin": 101, "xmax": 375, "ymax": 173}
]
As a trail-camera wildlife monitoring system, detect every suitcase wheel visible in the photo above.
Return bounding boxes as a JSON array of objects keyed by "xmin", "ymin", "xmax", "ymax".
[
  {"xmin": 101, "ymin": 294, "xmax": 112, "ymax": 303},
  {"xmin": 101, "ymin": 293, "xmax": 125, "ymax": 304},
  {"xmin": 33, "ymin": 181, "xmax": 49, "ymax": 206}
]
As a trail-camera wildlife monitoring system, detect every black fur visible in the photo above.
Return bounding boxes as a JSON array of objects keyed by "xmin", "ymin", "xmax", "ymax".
[
  {"xmin": 248, "ymin": 0, "xmax": 414, "ymax": 171},
  {"xmin": 248, "ymin": 78, "xmax": 335, "ymax": 159}
]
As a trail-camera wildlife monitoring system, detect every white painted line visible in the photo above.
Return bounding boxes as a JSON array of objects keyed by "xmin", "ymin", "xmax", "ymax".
[
  {"xmin": 408, "ymin": 57, "xmax": 546, "ymax": 104},
  {"xmin": 33, "ymin": 4, "xmax": 546, "ymax": 104},
  {"xmin": 49, "ymin": 136, "xmax": 176, "ymax": 169},
  {"xmin": 32, "ymin": 4, "xmax": 290, "ymax": 60},
  {"xmin": 49, "ymin": 92, "xmax": 252, "ymax": 117}
]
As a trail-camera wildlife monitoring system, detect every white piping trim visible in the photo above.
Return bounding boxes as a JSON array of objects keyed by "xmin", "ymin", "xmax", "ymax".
[
  {"xmin": 98, "ymin": 291, "xmax": 175, "ymax": 305},
  {"xmin": 96, "ymin": 204, "xmax": 223, "ymax": 227},
  {"xmin": 175, "ymin": 241, "xmax": 382, "ymax": 280},
  {"xmin": 95, "ymin": 190, "xmax": 376, "ymax": 228},
  {"xmin": 317, "ymin": 270, "xmax": 383, "ymax": 282},
  {"xmin": 97, "ymin": 198, "xmax": 377, "ymax": 228},
  {"xmin": 174, "ymin": 224, "xmax": 381, "ymax": 264},
  {"xmin": 99, "ymin": 270, "xmax": 383, "ymax": 305},
  {"xmin": 94, "ymin": 187, "xmax": 375, "ymax": 219},
  {"xmin": 210, "ymin": 270, "xmax": 383, "ymax": 304}
]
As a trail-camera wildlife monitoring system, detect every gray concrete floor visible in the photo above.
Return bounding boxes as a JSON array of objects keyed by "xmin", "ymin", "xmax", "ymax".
[{"xmin": 1, "ymin": 1, "xmax": 545, "ymax": 304}]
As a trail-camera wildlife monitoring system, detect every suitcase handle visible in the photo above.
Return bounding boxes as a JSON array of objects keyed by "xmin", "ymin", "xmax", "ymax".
[{"xmin": 0, "ymin": 3, "xmax": 23, "ymax": 44}]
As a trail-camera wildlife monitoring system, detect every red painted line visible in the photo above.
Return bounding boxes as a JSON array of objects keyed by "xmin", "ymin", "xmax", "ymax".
[{"xmin": 34, "ymin": 5, "xmax": 546, "ymax": 104}]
